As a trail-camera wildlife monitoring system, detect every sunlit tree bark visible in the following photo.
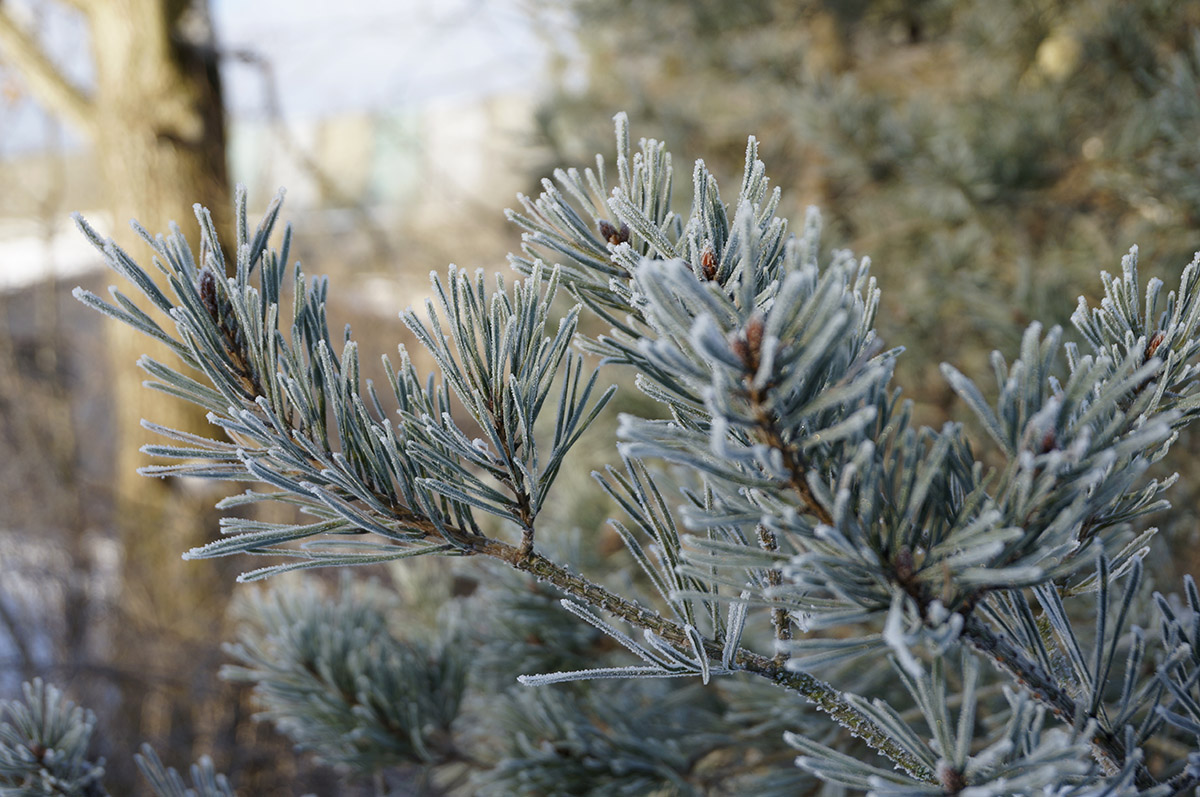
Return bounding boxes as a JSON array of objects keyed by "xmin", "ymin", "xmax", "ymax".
[{"xmin": 0, "ymin": 0, "xmax": 234, "ymax": 783}]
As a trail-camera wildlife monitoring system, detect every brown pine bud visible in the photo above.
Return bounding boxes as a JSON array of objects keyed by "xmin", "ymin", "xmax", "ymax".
[
  {"xmin": 731, "ymin": 314, "xmax": 766, "ymax": 375},
  {"xmin": 745, "ymin": 314, "xmax": 764, "ymax": 364},
  {"xmin": 1145, "ymin": 331, "xmax": 1166, "ymax": 360},
  {"xmin": 938, "ymin": 762, "xmax": 968, "ymax": 794},
  {"xmin": 597, "ymin": 219, "xmax": 630, "ymax": 245},
  {"xmin": 700, "ymin": 246, "xmax": 718, "ymax": 281},
  {"xmin": 894, "ymin": 546, "xmax": 915, "ymax": 584},
  {"xmin": 198, "ymin": 266, "xmax": 220, "ymax": 323}
]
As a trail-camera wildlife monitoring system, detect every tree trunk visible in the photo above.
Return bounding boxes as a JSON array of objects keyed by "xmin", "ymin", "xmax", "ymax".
[
  {"xmin": 85, "ymin": 0, "xmax": 235, "ymax": 777},
  {"xmin": 0, "ymin": 1, "xmax": 297, "ymax": 787}
]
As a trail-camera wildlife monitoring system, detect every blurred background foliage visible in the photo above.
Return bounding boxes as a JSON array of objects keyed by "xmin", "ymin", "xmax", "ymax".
[
  {"xmin": 536, "ymin": 0, "xmax": 1200, "ymax": 414},
  {"xmin": 532, "ymin": 0, "xmax": 1200, "ymax": 589},
  {"xmin": 1, "ymin": 0, "xmax": 1199, "ymax": 792}
]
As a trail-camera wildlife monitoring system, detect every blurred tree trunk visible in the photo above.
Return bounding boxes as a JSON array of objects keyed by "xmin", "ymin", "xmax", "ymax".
[
  {"xmin": 0, "ymin": 0, "xmax": 235, "ymax": 783},
  {"xmin": 89, "ymin": 0, "xmax": 234, "ymax": 771}
]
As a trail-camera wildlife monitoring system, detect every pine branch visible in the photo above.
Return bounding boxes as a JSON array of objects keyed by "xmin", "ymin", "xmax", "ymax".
[
  {"xmin": 470, "ymin": 536, "xmax": 936, "ymax": 782},
  {"xmin": 0, "ymin": 4, "xmax": 95, "ymax": 135},
  {"xmin": 1164, "ymin": 768, "xmax": 1200, "ymax": 795},
  {"xmin": 75, "ymin": 113, "xmax": 1200, "ymax": 790},
  {"xmin": 960, "ymin": 613, "xmax": 1155, "ymax": 789},
  {"xmin": 74, "ymin": 191, "xmax": 936, "ymax": 783},
  {"xmin": 135, "ymin": 744, "xmax": 234, "ymax": 797},
  {"xmin": 727, "ymin": 249, "xmax": 1189, "ymax": 787},
  {"xmin": 0, "ymin": 679, "xmax": 109, "ymax": 796},
  {"xmin": 754, "ymin": 523, "xmax": 792, "ymax": 663}
]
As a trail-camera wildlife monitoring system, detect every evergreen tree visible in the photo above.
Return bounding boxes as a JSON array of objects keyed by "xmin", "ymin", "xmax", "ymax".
[{"xmin": 8, "ymin": 113, "xmax": 1200, "ymax": 793}]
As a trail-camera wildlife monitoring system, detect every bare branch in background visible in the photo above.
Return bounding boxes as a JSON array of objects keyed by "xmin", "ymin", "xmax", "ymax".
[
  {"xmin": 225, "ymin": 47, "xmax": 393, "ymax": 265},
  {"xmin": 0, "ymin": 3, "xmax": 94, "ymax": 135}
]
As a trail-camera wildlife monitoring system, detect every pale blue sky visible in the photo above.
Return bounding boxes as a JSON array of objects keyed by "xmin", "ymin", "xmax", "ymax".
[
  {"xmin": 0, "ymin": 0, "xmax": 552, "ymax": 155},
  {"xmin": 213, "ymin": 0, "xmax": 547, "ymax": 118}
]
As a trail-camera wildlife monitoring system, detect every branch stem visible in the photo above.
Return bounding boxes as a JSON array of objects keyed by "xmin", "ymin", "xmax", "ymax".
[
  {"xmin": 754, "ymin": 405, "xmax": 833, "ymax": 526},
  {"xmin": 470, "ymin": 536, "xmax": 935, "ymax": 783},
  {"xmin": 755, "ymin": 523, "xmax": 791, "ymax": 663},
  {"xmin": 960, "ymin": 614, "xmax": 1156, "ymax": 789}
]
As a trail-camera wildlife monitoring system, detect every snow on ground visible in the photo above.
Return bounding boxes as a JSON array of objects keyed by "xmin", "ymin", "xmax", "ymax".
[{"xmin": 0, "ymin": 213, "xmax": 110, "ymax": 293}]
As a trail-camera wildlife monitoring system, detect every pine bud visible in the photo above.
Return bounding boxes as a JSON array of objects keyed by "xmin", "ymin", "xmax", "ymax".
[
  {"xmin": 699, "ymin": 246, "xmax": 718, "ymax": 281},
  {"xmin": 597, "ymin": 219, "xmax": 630, "ymax": 246},
  {"xmin": 894, "ymin": 546, "xmax": 915, "ymax": 584},
  {"xmin": 938, "ymin": 761, "xmax": 968, "ymax": 794},
  {"xmin": 730, "ymin": 314, "xmax": 765, "ymax": 376},
  {"xmin": 198, "ymin": 265, "xmax": 220, "ymax": 323},
  {"xmin": 1145, "ymin": 331, "xmax": 1165, "ymax": 360}
]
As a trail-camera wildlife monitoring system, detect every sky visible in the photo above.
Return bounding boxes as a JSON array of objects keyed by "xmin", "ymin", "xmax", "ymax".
[
  {"xmin": 212, "ymin": 0, "xmax": 550, "ymax": 119},
  {"xmin": 0, "ymin": 0, "xmax": 566, "ymax": 289},
  {"xmin": 0, "ymin": 0, "xmax": 555, "ymax": 155}
]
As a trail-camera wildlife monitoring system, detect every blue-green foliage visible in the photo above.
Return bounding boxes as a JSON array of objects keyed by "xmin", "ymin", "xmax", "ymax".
[
  {"xmin": 68, "ymin": 113, "xmax": 1200, "ymax": 793},
  {"xmin": 220, "ymin": 580, "xmax": 468, "ymax": 773},
  {"xmin": 74, "ymin": 187, "xmax": 612, "ymax": 579},
  {"xmin": 133, "ymin": 745, "xmax": 234, "ymax": 797},
  {"xmin": 509, "ymin": 116, "xmax": 1200, "ymax": 792},
  {"xmin": 0, "ymin": 679, "xmax": 106, "ymax": 797}
]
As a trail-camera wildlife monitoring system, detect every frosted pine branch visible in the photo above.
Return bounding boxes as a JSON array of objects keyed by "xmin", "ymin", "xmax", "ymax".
[{"xmin": 74, "ymin": 115, "xmax": 1200, "ymax": 792}]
